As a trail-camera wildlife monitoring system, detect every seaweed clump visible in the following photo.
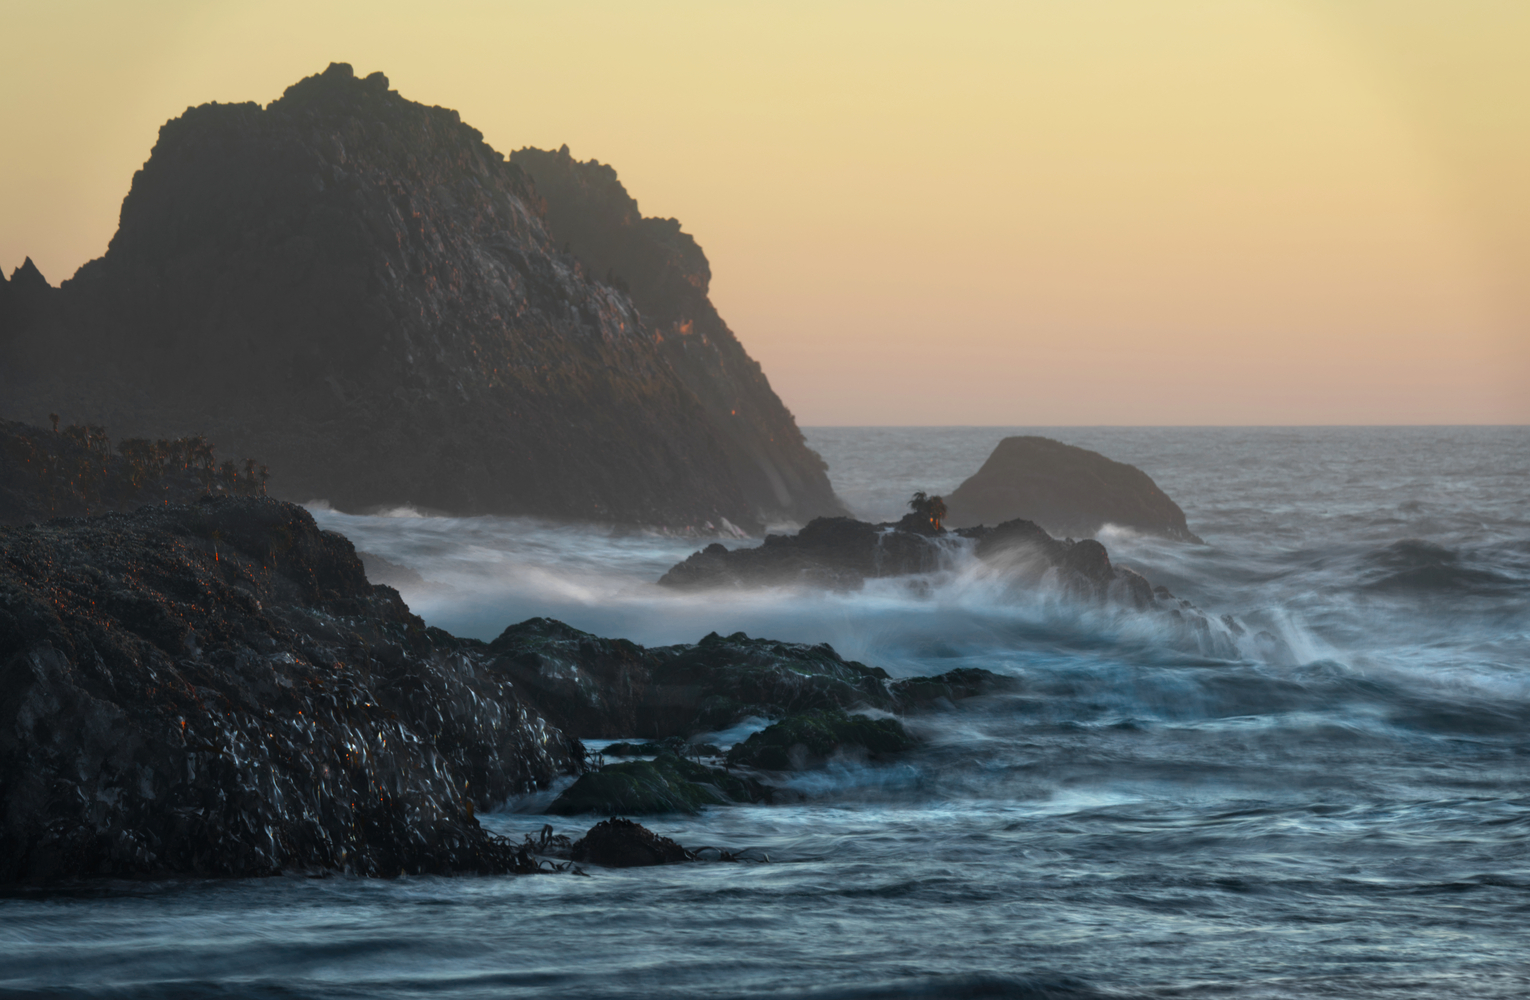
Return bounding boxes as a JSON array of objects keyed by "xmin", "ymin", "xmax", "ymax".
[
  {"xmin": 725, "ymin": 709, "xmax": 917, "ymax": 771},
  {"xmin": 569, "ymin": 818, "xmax": 691, "ymax": 867},
  {"xmin": 548, "ymin": 752, "xmax": 770, "ymax": 815},
  {"xmin": 603, "ymin": 736, "xmax": 722, "ymax": 758}
]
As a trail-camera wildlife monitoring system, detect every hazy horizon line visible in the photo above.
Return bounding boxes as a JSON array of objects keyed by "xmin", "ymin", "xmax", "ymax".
[{"xmin": 801, "ymin": 423, "xmax": 1528, "ymax": 430}]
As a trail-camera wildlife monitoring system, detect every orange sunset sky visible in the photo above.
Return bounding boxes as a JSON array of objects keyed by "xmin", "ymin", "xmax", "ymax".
[{"xmin": 2, "ymin": 1, "xmax": 1526, "ymax": 425}]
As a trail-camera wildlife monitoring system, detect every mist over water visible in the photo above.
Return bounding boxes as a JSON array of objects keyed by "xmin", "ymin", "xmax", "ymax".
[{"xmin": 5, "ymin": 427, "xmax": 1528, "ymax": 999}]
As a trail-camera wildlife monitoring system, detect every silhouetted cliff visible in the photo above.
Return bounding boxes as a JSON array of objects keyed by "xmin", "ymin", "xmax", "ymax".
[
  {"xmin": 511, "ymin": 146, "xmax": 841, "ymax": 525},
  {"xmin": 0, "ymin": 63, "xmax": 841, "ymax": 531}
]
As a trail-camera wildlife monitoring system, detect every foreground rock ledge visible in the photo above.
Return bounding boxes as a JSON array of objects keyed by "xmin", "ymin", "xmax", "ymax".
[
  {"xmin": 0, "ymin": 498, "xmax": 1022, "ymax": 882},
  {"xmin": 0, "ymin": 497, "xmax": 582, "ymax": 882}
]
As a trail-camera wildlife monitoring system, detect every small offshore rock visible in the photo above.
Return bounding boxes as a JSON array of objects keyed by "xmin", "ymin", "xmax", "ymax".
[
  {"xmin": 944, "ymin": 435, "xmax": 1202, "ymax": 542},
  {"xmin": 569, "ymin": 818, "xmax": 690, "ymax": 868}
]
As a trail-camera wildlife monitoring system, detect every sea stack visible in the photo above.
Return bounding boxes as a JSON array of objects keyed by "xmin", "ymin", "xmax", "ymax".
[
  {"xmin": 942, "ymin": 436, "xmax": 1202, "ymax": 542},
  {"xmin": 0, "ymin": 63, "xmax": 842, "ymax": 531}
]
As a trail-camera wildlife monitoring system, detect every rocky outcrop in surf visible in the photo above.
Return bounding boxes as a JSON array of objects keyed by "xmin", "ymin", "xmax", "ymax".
[
  {"xmin": 486, "ymin": 617, "xmax": 1014, "ymax": 741},
  {"xmin": 658, "ymin": 514, "xmax": 1157, "ymax": 605},
  {"xmin": 943, "ymin": 436, "xmax": 1202, "ymax": 542},
  {"xmin": 0, "ymin": 497, "xmax": 1014, "ymax": 880},
  {"xmin": 0, "ymin": 63, "xmax": 840, "ymax": 531},
  {"xmin": 657, "ymin": 514, "xmax": 1265, "ymax": 659}
]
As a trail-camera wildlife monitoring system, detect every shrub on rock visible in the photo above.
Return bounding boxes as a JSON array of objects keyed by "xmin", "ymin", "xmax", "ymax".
[{"xmin": 569, "ymin": 818, "xmax": 691, "ymax": 867}]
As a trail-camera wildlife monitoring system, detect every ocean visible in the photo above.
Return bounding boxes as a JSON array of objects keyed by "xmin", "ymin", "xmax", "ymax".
[{"xmin": 3, "ymin": 426, "xmax": 1527, "ymax": 999}]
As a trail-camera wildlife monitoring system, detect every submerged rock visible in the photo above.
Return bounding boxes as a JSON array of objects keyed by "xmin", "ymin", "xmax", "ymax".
[
  {"xmin": 944, "ymin": 436, "xmax": 1202, "ymax": 542},
  {"xmin": 0, "ymin": 497, "xmax": 582, "ymax": 883},
  {"xmin": 569, "ymin": 818, "xmax": 690, "ymax": 867},
  {"xmin": 548, "ymin": 752, "xmax": 770, "ymax": 815},
  {"xmin": 725, "ymin": 709, "xmax": 917, "ymax": 771}
]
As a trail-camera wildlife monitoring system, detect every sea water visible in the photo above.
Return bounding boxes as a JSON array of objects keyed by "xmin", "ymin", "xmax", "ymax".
[{"xmin": 3, "ymin": 427, "xmax": 1527, "ymax": 999}]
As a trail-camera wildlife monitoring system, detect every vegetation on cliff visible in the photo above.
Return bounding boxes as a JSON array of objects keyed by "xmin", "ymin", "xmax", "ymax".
[{"xmin": 0, "ymin": 417, "xmax": 268, "ymax": 526}]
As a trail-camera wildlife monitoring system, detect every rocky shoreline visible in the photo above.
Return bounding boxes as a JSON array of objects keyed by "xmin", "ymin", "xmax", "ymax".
[{"xmin": 0, "ymin": 498, "xmax": 1012, "ymax": 883}]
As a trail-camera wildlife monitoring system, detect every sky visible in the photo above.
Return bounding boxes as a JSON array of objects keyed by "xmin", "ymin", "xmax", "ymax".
[{"xmin": 2, "ymin": 0, "xmax": 1525, "ymax": 425}]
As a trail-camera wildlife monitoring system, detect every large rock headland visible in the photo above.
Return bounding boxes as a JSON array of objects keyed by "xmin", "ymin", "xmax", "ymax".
[{"xmin": 0, "ymin": 63, "xmax": 841, "ymax": 531}]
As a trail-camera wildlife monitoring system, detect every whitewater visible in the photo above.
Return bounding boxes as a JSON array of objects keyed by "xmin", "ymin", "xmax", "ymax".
[{"xmin": 3, "ymin": 426, "xmax": 1526, "ymax": 999}]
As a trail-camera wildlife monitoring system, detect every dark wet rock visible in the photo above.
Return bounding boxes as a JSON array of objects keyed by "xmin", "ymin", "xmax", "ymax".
[
  {"xmin": 487, "ymin": 619, "xmax": 1011, "ymax": 744},
  {"xmin": 569, "ymin": 818, "xmax": 690, "ymax": 867},
  {"xmin": 944, "ymin": 436, "xmax": 1202, "ymax": 542},
  {"xmin": 0, "ymin": 496, "xmax": 583, "ymax": 883},
  {"xmin": 0, "ymin": 418, "xmax": 269, "ymax": 527},
  {"xmin": 602, "ymin": 736, "xmax": 722, "ymax": 758},
  {"xmin": 356, "ymin": 550, "xmax": 426, "ymax": 589},
  {"xmin": 725, "ymin": 709, "xmax": 917, "ymax": 771},
  {"xmin": 657, "ymin": 516, "xmax": 1251, "ymax": 657},
  {"xmin": 890, "ymin": 668, "xmax": 1020, "ymax": 710},
  {"xmin": 658, "ymin": 516, "xmax": 949, "ymax": 590},
  {"xmin": 0, "ymin": 63, "xmax": 839, "ymax": 532},
  {"xmin": 548, "ymin": 752, "xmax": 770, "ymax": 815},
  {"xmin": 658, "ymin": 513, "xmax": 1148, "ymax": 604},
  {"xmin": 488, "ymin": 619, "xmax": 895, "ymax": 738}
]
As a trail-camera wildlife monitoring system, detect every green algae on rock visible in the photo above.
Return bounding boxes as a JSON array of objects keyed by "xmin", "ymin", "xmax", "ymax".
[
  {"xmin": 725, "ymin": 709, "xmax": 918, "ymax": 771},
  {"xmin": 547, "ymin": 752, "xmax": 770, "ymax": 816}
]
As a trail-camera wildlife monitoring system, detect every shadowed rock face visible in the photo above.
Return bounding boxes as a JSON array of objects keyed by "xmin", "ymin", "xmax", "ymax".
[
  {"xmin": 944, "ymin": 436, "xmax": 1202, "ymax": 542},
  {"xmin": 0, "ymin": 63, "xmax": 837, "ymax": 531},
  {"xmin": 510, "ymin": 146, "xmax": 844, "ymax": 526},
  {"xmin": 0, "ymin": 497, "xmax": 584, "ymax": 882}
]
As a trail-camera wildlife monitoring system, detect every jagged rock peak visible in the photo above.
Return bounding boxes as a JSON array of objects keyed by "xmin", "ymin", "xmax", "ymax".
[{"xmin": 8, "ymin": 257, "xmax": 49, "ymax": 290}]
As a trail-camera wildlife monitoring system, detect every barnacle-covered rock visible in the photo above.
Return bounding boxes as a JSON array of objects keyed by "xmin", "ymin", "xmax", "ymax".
[{"xmin": 0, "ymin": 496, "xmax": 582, "ymax": 883}]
